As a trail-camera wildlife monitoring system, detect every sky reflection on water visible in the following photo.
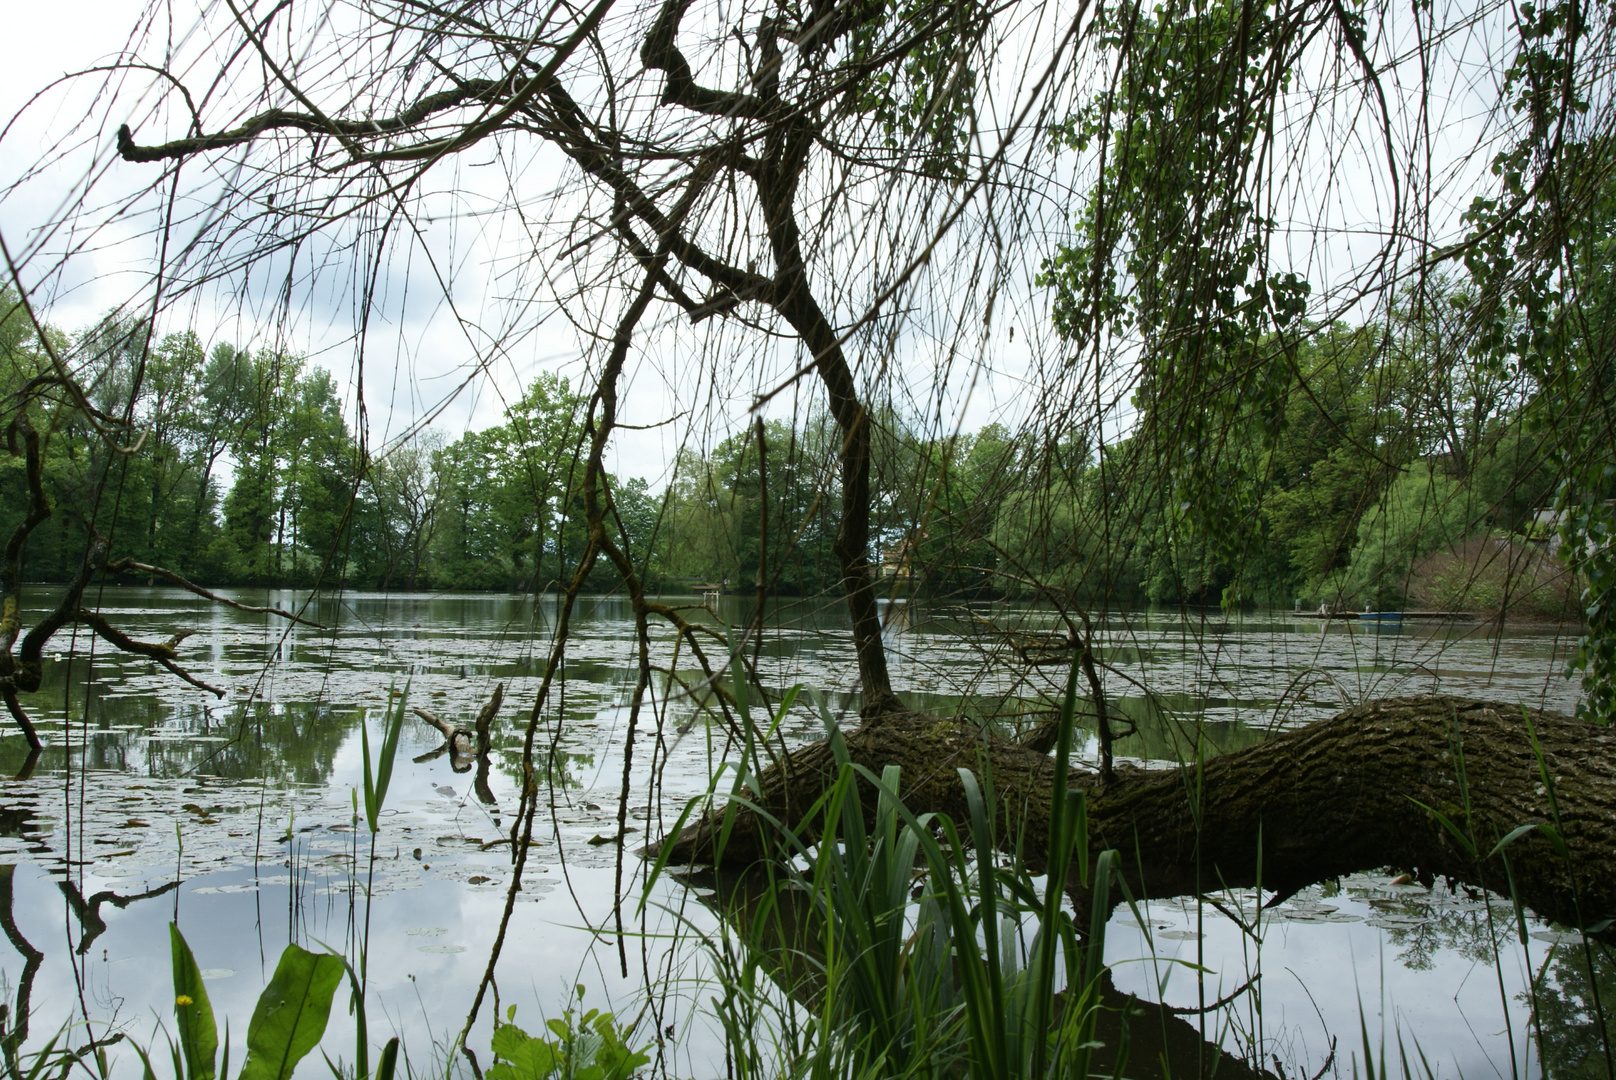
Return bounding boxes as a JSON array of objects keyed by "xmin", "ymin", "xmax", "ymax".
[{"xmin": 0, "ymin": 588, "xmax": 1596, "ymax": 1077}]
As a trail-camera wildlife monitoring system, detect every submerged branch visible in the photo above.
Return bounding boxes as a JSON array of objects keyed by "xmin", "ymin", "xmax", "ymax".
[{"xmin": 71, "ymin": 610, "xmax": 224, "ymax": 697}]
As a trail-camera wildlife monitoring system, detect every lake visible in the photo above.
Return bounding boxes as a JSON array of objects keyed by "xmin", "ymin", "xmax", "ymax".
[{"xmin": 0, "ymin": 587, "xmax": 1599, "ymax": 1078}]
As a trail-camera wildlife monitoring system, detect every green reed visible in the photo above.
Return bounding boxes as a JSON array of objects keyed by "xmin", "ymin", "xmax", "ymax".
[{"xmin": 651, "ymin": 656, "xmax": 1125, "ymax": 1079}]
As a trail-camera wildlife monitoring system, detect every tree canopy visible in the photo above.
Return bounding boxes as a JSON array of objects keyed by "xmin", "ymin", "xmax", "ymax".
[{"xmin": 1, "ymin": 0, "xmax": 1613, "ymax": 715}]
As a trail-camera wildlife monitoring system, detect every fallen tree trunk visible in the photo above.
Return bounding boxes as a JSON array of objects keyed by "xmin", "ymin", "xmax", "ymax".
[{"xmin": 661, "ymin": 695, "xmax": 1616, "ymax": 931}]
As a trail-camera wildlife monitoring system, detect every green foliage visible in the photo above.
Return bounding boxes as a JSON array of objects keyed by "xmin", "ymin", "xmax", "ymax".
[
  {"xmin": 489, "ymin": 991, "xmax": 650, "ymax": 1080},
  {"xmin": 1038, "ymin": 0, "xmax": 1315, "ymax": 578},
  {"xmin": 1339, "ymin": 464, "xmax": 1479, "ymax": 611},
  {"xmin": 1562, "ymin": 477, "xmax": 1616, "ymax": 722},
  {"xmin": 656, "ymin": 417, "xmax": 839, "ymax": 594},
  {"xmin": 164, "ymin": 927, "xmax": 355, "ymax": 1080},
  {"xmin": 170, "ymin": 924, "xmax": 218, "ymax": 1080},
  {"xmin": 686, "ymin": 662, "xmax": 1123, "ymax": 1079},
  {"xmin": 1531, "ymin": 939, "xmax": 1616, "ymax": 1080},
  {"xmin": 1450, "ymin": 0, "xmax": 1615, "ymax": 713},
  {"xmin": 237, "ymin": 944, "xmax": 345, "ymax": 1080},
  {"xmin": 842, "ymin": 0, "xmax": 986, "ymax": 178},
  {"xmin": 427, "ymin": 372, "xmax": 588, "ymax": 590},
  {"xmin": 2, "ymin": 257, "xmax": 1598, "ymax": 638},
  {"xmin": 361, "ymin": 683, "xmax": 408, "ymax": 834}
]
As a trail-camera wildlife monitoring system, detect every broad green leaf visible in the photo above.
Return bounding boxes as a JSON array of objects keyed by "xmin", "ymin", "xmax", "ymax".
[
  {"xmin": 587, "ymin": 1014, "xmax": 650, "ymax": 1080},
  {"xmin": 170, "ymin": 924, "xmax": 218, "ymax": 1080},
  {"xmin": 489, "ymin": 1022, "xmax": 560, "ymax": 1080},
  {"xmin": 238, "ymin": 944, "xmax": 345, "ymax": 1080}
]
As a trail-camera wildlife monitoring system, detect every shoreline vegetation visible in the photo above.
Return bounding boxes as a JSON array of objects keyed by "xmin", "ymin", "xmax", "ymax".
[
  {"xmin": 2, "ymin": 0, "xmax": 1614, "ymax": 1069},
  {"xmin": 0, "ymin": 291, "xmax": 1589, "ymax": 621},
  {"xmin": 16, "ymin": 570, "xmax": 1581, "ymax": 626}
]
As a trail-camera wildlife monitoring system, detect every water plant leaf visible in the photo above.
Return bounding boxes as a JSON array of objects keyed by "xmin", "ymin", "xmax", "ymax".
[
  {"xmin": 588, "ymin": 1012, "xmax": 651, "ymax": 1080},
  {"xmin": 639, "ymin": 789, "xmax": 714, "ymax": 916},
  {"xmin": 363, "ymin": 681, "xmax": 409, "ymax": 834},
  {"xmin": 239, "ymin": 944, "xmax": 345, "ymax": 1080},
  {"xmin": 129, "ymin": 1034, "xmax": 160, "ymax": 1080},
  {"xmin": 375, "ymin": 1036, "xmax": 399, "ymax": 1080},
  {"xmin": 1536, "ymin": 821, "xmax": 1571, "ymax": 859},
  {"xmin": 489, "ymin": 1021, "xmax": 560, "ymax": 1080},
  {"xmin": 762, "ymin": 684, "xmax": 801, "ymax": 744},
  {"xmin": 1486, "ymin": 823, "xmax": 1541, "ymax": 859},
  {"xmin": 169, "ymin": 923, "xmax": 218, "ymax": 1080},
  {"xmin": 1406, "ymin": 797, "xmax": 1478, "ymax": 859}
]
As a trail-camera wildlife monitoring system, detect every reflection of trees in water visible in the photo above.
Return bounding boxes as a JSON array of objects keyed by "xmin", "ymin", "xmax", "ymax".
[
  {"xmin": 0, "ymin": 695, "xmax": 357, "ymax": 786},
  {"xmin": 491, "ymin": 739, "xmax": 590, "ymax": 792},
  {"xmin": 0, "ymin": 865, "xmax": 43, "ymax": 1074},
  {"xmin": 168, "ymin": 702, "xmax": 352, "ymax": 784},
  {"xmin": 1358, "ymin": 889, "xmax": 1512, "ymax": 972},
  {"xmin": 1101, "ymin": 695, "xmax": 1267, "ymax": 761},
  {"xmin": 1339, "ymin": 879, "xmax": 1616, "ymax": 1072},
  {"xmin": 1, "ymin": 691, "xmax": 588, "ymax": 808},
  {"xmin": 1528, "ymin": 939, "xmax": 1616, "ymax": 1080}
]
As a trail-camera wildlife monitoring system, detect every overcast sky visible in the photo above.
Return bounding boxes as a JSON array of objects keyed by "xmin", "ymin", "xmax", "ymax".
[{"xmin": 0, "ymin": 0, "xmax": 1540, "ymax": 490}]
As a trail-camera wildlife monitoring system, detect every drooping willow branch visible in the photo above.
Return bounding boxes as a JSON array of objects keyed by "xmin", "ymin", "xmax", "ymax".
[
  {"xmin": 112, "ymin": 0, "xmax": 1009, "ymax": 722},
  {"xmin": 0, "ymin": 241, "xmax": 148, "ymax": 457}
]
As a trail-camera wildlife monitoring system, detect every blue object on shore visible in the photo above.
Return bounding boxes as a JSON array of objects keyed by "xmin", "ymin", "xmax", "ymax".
[{"xmin": 1358, "ymin": 611, "xmax": 1404, "ymax": 622}]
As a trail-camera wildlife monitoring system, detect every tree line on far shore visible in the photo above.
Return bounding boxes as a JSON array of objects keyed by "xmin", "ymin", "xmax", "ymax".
[{"xmin": 0, "ymin": 278, "xmax": 1598, "ymax": 617}]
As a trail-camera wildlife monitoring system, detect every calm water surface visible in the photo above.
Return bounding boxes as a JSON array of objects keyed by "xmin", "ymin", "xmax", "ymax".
[{"xmin": 0, "ymin": 588, "xmax": 1598, "ymax": 1078}]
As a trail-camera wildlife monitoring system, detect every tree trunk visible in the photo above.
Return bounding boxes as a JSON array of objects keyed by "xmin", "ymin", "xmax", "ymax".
[
  {"xmin": 765, "ymin": 167, "xmax": 898, "ymax": 720},
  {"xmin": 661, "ymin": 695, "xmax": 1616, "ymax": 932}
]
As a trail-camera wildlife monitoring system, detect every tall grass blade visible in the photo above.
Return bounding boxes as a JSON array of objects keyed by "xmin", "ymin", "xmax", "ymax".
[
  {"xmin": 375, "ymin": 1036, "xmax": 399, "ymax": 1080},
  {"xmin": 363, "ymin": 681, "xmax": 409, "ymax": 835}
]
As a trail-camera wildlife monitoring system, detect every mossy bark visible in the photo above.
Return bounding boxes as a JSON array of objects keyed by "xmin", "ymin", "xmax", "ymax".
[{"xmin": 662, "ymin": 695, "xmax": 1616, "ymax": 930}]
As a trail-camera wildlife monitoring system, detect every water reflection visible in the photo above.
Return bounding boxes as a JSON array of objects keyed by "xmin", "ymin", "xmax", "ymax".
[
  {"xmin": 687, "ymin": 865, "xmax": 1277, "ymax": 1080},
  {"xmin": 0, "ymin": 588, "xmax": 1592, "ymax": 1077},
  {"xmin": 0, "ymin": 861, "xmax": 179, "ymax": 1075},
  {"xmin": 1534, "ymin": 938, "xmax": 1616, "ymax": 1080}
]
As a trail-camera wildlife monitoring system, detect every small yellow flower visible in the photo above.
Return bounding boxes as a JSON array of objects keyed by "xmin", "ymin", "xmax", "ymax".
[{"xmin": 175, "ymin": 995, "xmax": 194, "ymax": 1006}]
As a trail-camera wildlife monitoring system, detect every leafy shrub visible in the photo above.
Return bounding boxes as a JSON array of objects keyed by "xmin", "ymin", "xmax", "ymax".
[
  {"xmin": 1408, "ymin": 535, "xmax": 1578, "ymax": 617},
  {"xmin": 489, "ymin": 990, "xmax": 650, "ymax": 1080}
]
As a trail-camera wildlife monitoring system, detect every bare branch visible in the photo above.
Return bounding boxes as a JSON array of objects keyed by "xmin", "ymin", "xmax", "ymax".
[
  {"xmin": 15, "ymin": 536, "xmax": 109, "ymax": 693},
  {"xmin": 104, "ymin": 558, "xmax": 327, "ymax": 629},
  {"xmin": 115, "ymin": 79, "xmax": 507, "ymax": 162},
  {"xmin": 70, "ymin": 609, "xmax": 225, "ymax": 698},
  {"xmin": 0, "ymin": 688, "xmax": 40, "ymax": 753},
  {"xmin": 641, "ymin": 0, "xmax": 772, "ymax": 119}
]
